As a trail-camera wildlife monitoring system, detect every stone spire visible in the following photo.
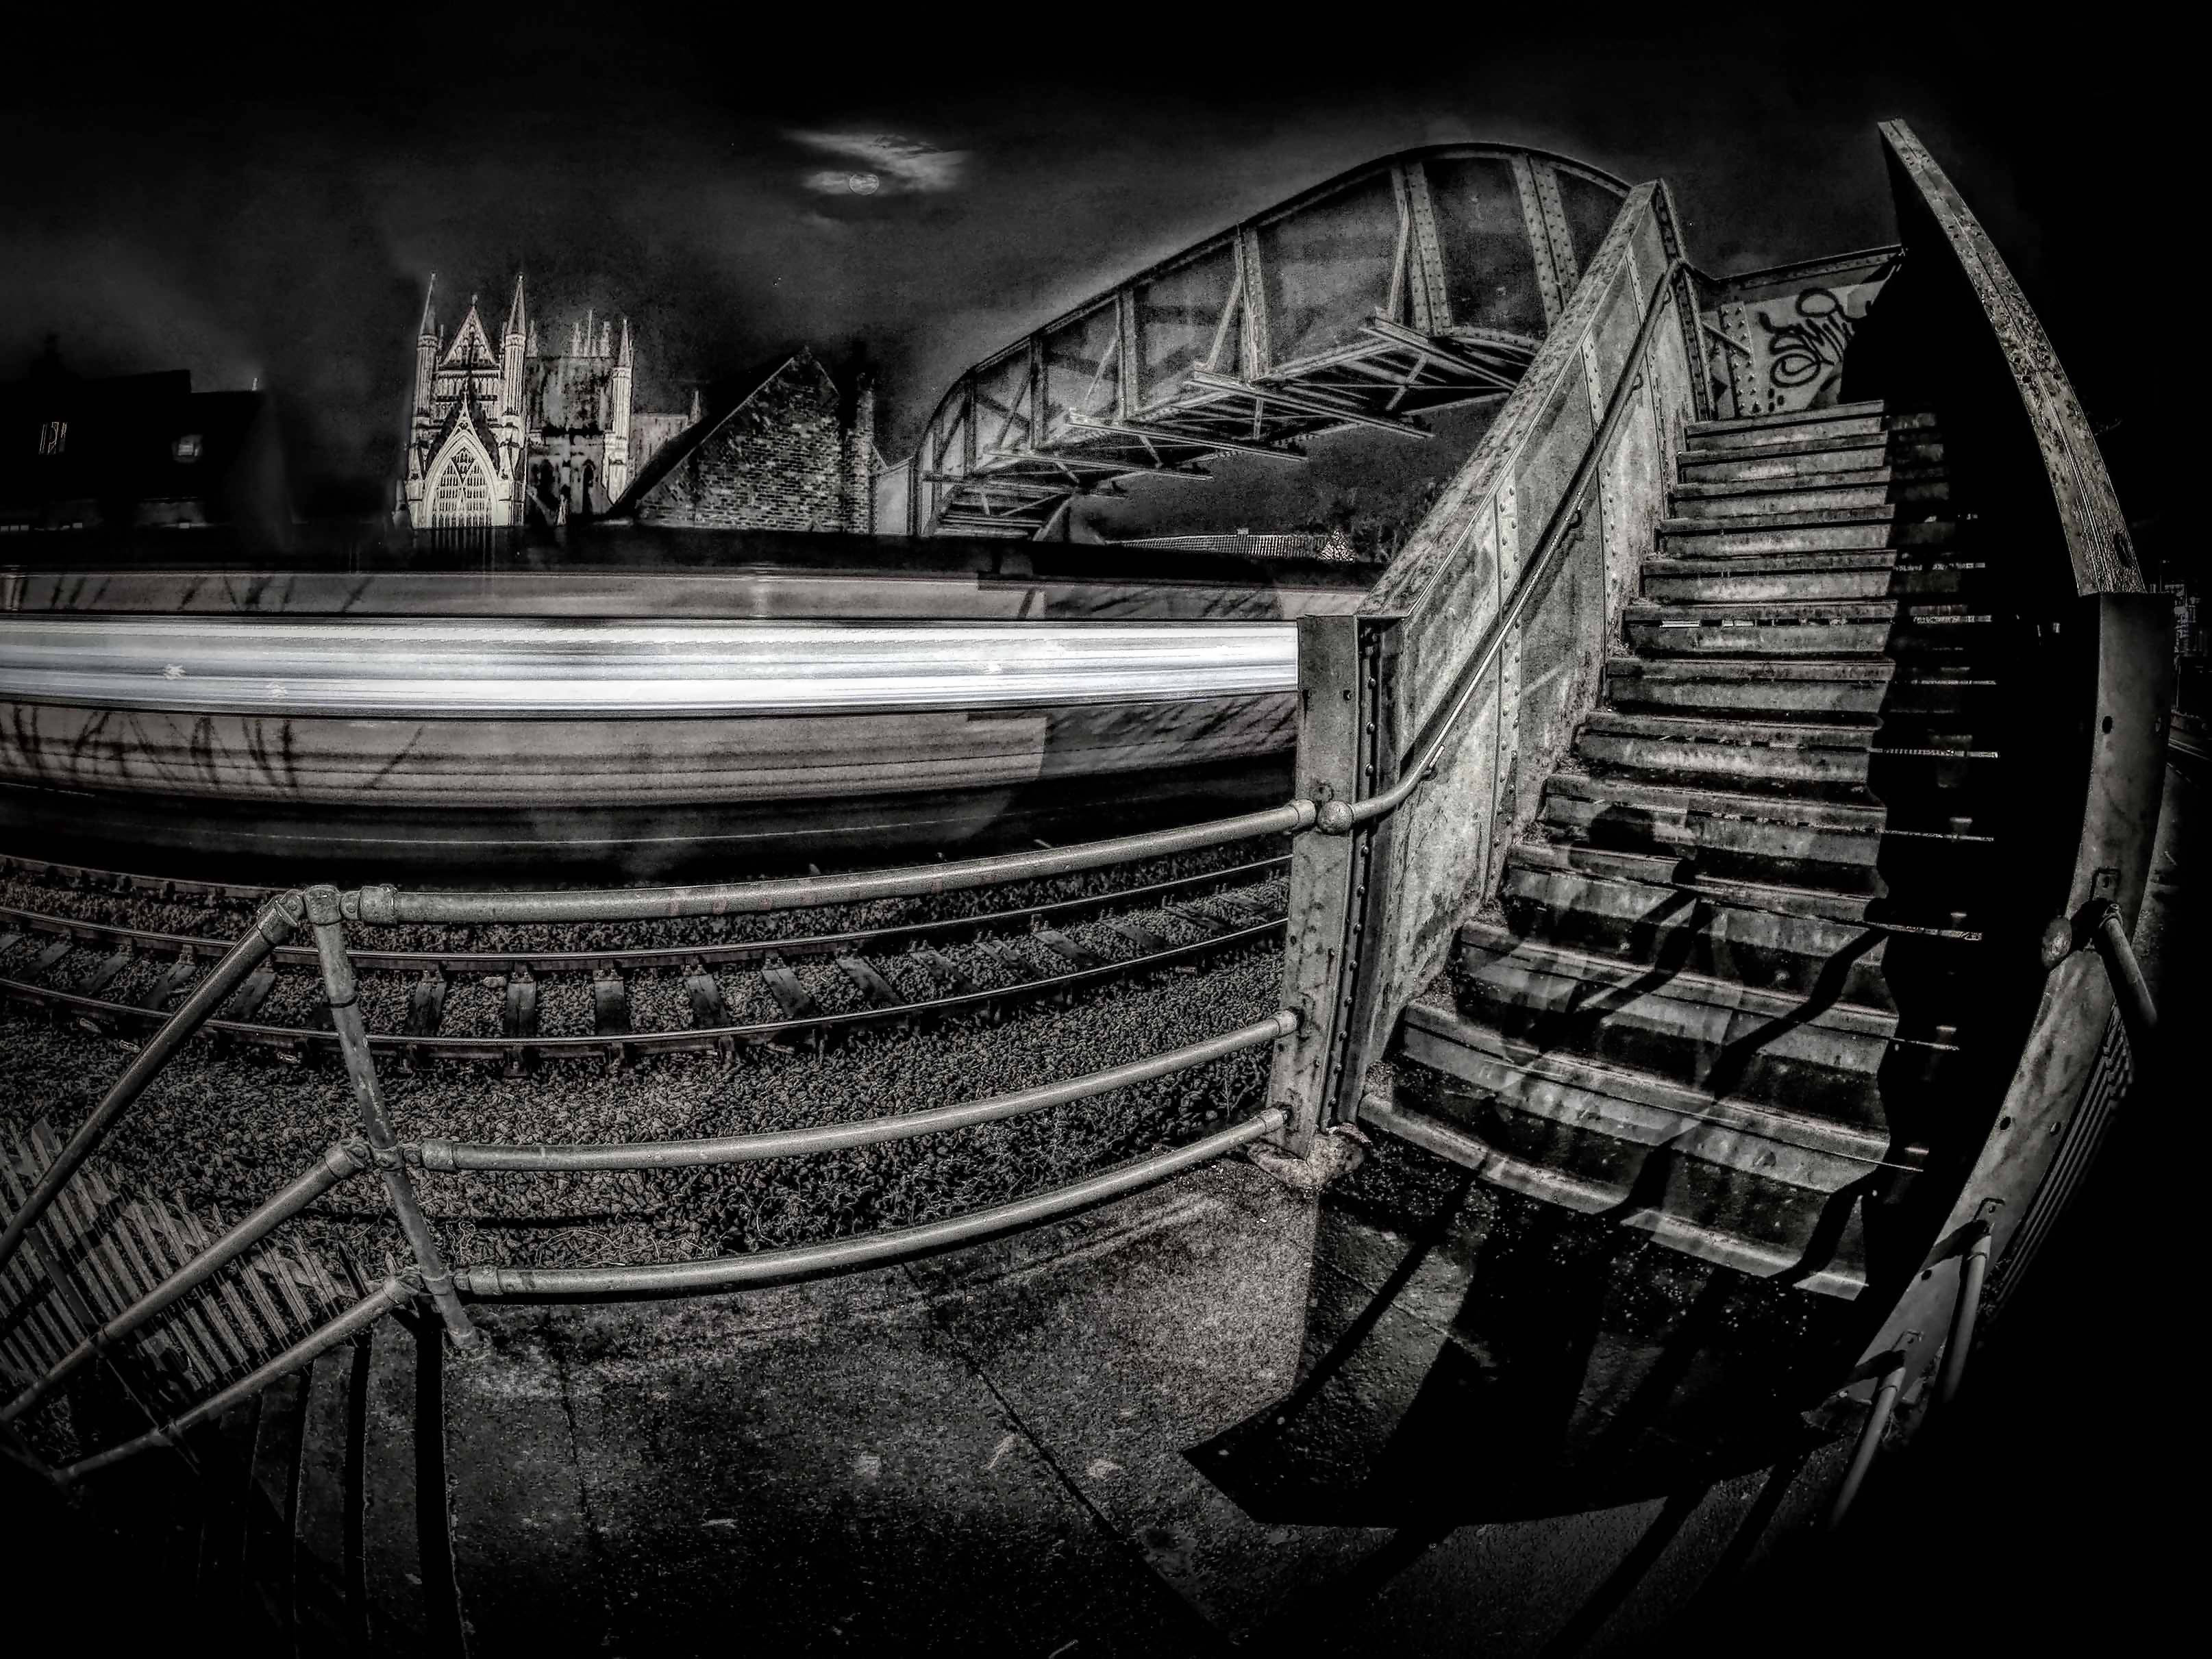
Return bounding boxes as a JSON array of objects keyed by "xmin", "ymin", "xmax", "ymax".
[{"xmin": 501, "ymin": 272, "xmax": 527, "ymax": 341}]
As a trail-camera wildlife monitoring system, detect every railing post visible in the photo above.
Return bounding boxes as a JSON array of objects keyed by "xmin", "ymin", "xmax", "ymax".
[
  {"xmin": 1270, "ymin": 614, "xmax": 1399, "ymax": 1153},
  {"xmin": 2088, "ymin": 901, "xmax": 2159, "ymax": 1052},
  {"xmin": 1935, "ymin": 1221, "xmax": 1992, "ymax": 1409},
  {"xmin": 1826, "ymin": 1358, "xmax": 1906, "ymax": 1530},
  {"xmin": 302, "ymin": 886, "xmax": 481, "ymax": 1356}
]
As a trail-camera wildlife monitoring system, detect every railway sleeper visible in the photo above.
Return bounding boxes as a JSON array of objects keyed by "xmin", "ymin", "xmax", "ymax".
[
  {"xmin": 1104, "ymin": 917, "xmax": 1164, "ymax": 956},
  {"xmin": 760, "ymin": 965, "xmax": 823, "ymax": 1053},
  {"xmin": 592, "ymin": 972, "xmax": 631, "ymax": 1071},
  {"xmin": 908, "ymin": 947, "xmax": 977, "ymax": 1002},
  {"xmin": 69, "ymin": 949, "xmax": 134, "ymax": 1035},
  {"xmin": 682, "ymin": 969, "xmax": 736, "ymax": 1064},
  {"xmin": 400, "ymin": 970, "xmax": 448, "ymax": 1075},
  {"xmin": 835, "ymin": 956, "xmax": 904, "ymax": 1018},
  {"xmin": 130, "ymin": 951, "xmax": 201, "ymax": 1013},
  {"xmin": 501, "ymin": 974, "xmax": 538, "ymax": 1077},
  {"xmin": 1031, "ymin": 930, "xmax": 1099, "ymax": 1008},
  {"xmin": 221, "ymin": 969, "xmax": 278, "ymax": 1025}
]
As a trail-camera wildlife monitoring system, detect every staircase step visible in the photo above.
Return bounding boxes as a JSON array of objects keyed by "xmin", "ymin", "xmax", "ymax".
[
  {"xmin": 1498, "ymin": 860, "xmax": 1896, "ymax": 1007},
  {"xmin": 1577, "ymin": 710, "xmax": 1875, "ymax": 790},
  {"xmin": 1677, "ymin": 432, "xmax": 1945, "ymax": 483},
  {"xmin": 1624, "ymin": 599, "xmax": 1996, "ymax": 658},
  {"xmin": 1685, "ymin": 402, "xmax": 1936, "ymax": 451},
  {"xmin": 1539, "ymin": 772, "xmax": 1884, "ymax": 883},
  {"xmin": 362, "ymin": 1315, "xmax": 428, "ymax": 1654},
  {"xmin": 1384, "ymin": 1012, "xmax": 1877, "ymax": 1297},
  {"xmin": 1669, "ymin": 469, "xmax": 1950, "ymax": 521},
  {"xmin": 1508, "ymin": 841, "xmax": 1983, "ymax": 938},
  {"xmin": 243, "ymin": 1369, "xmax": 310, "ymax": 1640},
  {"xmin": 292, "ymin": 1345, "xmax": 360, "ymax": 1647},
  {"xmin": 193, "ymin": 1398, "xmax": 262, "ymax": 1602},
  {"xmin": 1406, "ymin": 986, "xmax": 1896, "ymax": 1170},
  {"xmin": 1659, "ymin": 509, "xmax": 1957, "ymax": 556},
  {"xmin": 1366, "ymin": 1087, "xmax": 1869, "ymax": 1297},
  {"xmin": 1604, "ymin": 656, "xmax": 1894, "ymax": 719},
  {"xmin": 1453, "ymin": 926, "xmax": 1898, "ymax": 1124},
  {"xmin": 1642, "ymin": 553, "xmax": 1989, "ymax": 603}
]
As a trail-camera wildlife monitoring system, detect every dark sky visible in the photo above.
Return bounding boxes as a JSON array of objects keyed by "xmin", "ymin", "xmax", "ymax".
[{"xmin": 1, "ymin": 14, "xmax": 2179, "ymax": 545}]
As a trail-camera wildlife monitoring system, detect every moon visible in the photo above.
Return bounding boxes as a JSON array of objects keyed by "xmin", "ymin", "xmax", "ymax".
[{"xmin": 847, "ymin": 172, "xmax": 881, "ymax": 195}]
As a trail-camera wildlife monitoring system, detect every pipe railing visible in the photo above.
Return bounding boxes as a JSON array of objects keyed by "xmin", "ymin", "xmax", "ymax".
[
  {"xmin": 1, "ymin": 825, "xmax": 1315, "ymax": 1475},
  {"xmin": 3, "ymin": 228, "xmax": 1681, "ymax": 1484}
]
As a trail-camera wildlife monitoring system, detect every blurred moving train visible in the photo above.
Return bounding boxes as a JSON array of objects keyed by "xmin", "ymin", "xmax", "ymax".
[{"xmin": 0, "ymin": 527, "xmax": 1372, "ymax": 880}]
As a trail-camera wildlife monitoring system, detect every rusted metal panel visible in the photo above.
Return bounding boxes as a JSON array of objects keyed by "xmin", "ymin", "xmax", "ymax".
[
  {"xmin": 1330, "ymin": 188, "xmax": 1704, "ymax": 1141},
  {"xmin": 1401, "ymin": 162, "xmax": 1452, "ymax": 334},
  {"xmin": 1530, "ymin": 162, "xmax": 1581, "ymax": 295},
  {"xmin": 1508, "ymin": 154, "xmax": 1565, "ymax": 328},
  {"xmin": 1269, "ymin": 614, "xmax": 1397, "ymax": 1150}
]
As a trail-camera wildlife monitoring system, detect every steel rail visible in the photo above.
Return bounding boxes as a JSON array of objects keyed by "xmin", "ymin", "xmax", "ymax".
[
  {"xmin": 452, "ymin": 1106, "xmax": 1287, "ymax": 1297},
  {"xmin": 0, "ymin": 1139, "xmax": 373, "ymax": 1425},
  {"xmin": 0, "ymin": 918, "xmax": 1289, "ymax": 1062},
  {"xmin": 0, "ymin": 891, "xmax": 306, "ymax": 1283},
  {"xmin": 57, "ymin": 1277, "xmax": 413, "ymax": 1483},
  {"xmin": 1323, "ymin": 258, "xmax": 1690, "ymax": 836},
  {"xmin": 349, "ymin": 803, "xmax": 1317, "ymax": 925},
  {"xmin": 0, "ymin": 856, "xmax": 1289, "ymax": 977},
  {"xmin": 414, "ymin": 1012, "xmax": 1295, "ymax": 1172},
  {"xmin": 0, "ymin": 853, "xmax": 274, "ymax": 906}
]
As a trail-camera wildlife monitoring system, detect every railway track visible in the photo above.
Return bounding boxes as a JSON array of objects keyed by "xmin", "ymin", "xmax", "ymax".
[{"xmin": 0, "ymin": 857, "xmax": 1291, "ymax": 1072}]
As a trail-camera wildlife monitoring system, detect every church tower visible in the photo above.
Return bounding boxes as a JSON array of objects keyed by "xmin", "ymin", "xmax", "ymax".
[
  {"xmin": 397, "ymin": 269, "xmax": 697, "ymax": 529},
  {"xmin": 605, "ymin": 317, "xmax": 635, "ymax": 501},
  {"xmin": 501, "ymin": 275, "xmax": 527, "ymax": 426},
  {"xmin": 394, "ymin": 273, "xmax": 527, "ymax": 529}
]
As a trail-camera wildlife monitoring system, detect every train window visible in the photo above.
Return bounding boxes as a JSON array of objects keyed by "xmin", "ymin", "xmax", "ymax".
[{"xmin": 173, "ymin": 434, "xmax": 203, "ymax": 462}]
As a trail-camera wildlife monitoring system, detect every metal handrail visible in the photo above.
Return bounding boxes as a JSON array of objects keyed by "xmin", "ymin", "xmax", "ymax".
[
  {"xmin": 349, "ymin": 801, "xmax": 1315, "ymax": 926},
  {"xmin": 451, "ymin": 1108, "xmax": 1287, "ymax": 1298},
  {"xmin": 414, "ymin": 1012, "xmax": 1295, "ymax": 1171},
  {"xmin": 1, "ymin": 847, "xmax": 1308, "ymax": 1473}
]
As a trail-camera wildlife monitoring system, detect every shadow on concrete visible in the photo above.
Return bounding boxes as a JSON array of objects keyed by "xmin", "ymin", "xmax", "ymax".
[{"xmin": 1189, "ymin": 1139, "xmax": 1844, "ymax": 1534}]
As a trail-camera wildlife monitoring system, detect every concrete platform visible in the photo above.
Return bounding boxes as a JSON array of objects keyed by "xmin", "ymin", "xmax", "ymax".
[{"xmin": 439, "ymin": 1136, "xmax": 1860, "ymax": 1655}]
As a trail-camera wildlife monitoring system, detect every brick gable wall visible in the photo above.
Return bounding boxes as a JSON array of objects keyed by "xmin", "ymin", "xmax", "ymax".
[{"xmin": 632, "ymin": 360, "xmax": 867, "ymax": 532}]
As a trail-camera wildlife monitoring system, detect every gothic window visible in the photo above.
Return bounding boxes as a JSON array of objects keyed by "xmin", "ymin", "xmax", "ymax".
[
  {"xmin": 428, "ymin": 446, "xmax": 494, "ymax": 527},
  {"xmin": 37, "ymin": 421, "xmax": 66, "ymax": 456}
]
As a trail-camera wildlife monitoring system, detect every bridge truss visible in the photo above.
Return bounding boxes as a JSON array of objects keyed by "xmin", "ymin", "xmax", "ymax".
[{"xmin": 883, "ymin": 145, "xmax": 1632, "ymax": 538}]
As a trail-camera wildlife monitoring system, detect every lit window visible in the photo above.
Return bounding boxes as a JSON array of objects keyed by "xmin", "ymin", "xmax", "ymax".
[
  {"xmin": 37, "ymin": 421, "xmax": 66, "ymax": 456},
  {"xmin": 173, "ymin": 434, "xmax": 203, "ymax": 462}
]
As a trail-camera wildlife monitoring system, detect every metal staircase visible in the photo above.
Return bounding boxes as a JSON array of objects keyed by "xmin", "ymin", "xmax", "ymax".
[{"xmin": 1377, "ymin": 399, "xmax": 2017, "ymax": 1297}]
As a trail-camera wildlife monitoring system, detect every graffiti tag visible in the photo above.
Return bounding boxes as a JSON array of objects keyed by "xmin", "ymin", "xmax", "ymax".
[{"xmin": 1756, "ymin": 286, "xmax": 1856, "ymax": 392}]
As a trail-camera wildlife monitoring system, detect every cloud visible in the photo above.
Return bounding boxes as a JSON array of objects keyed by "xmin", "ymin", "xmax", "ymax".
[{"xmin": 788, "ymin": 131, "xmax": 966, "ymax": 196}]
